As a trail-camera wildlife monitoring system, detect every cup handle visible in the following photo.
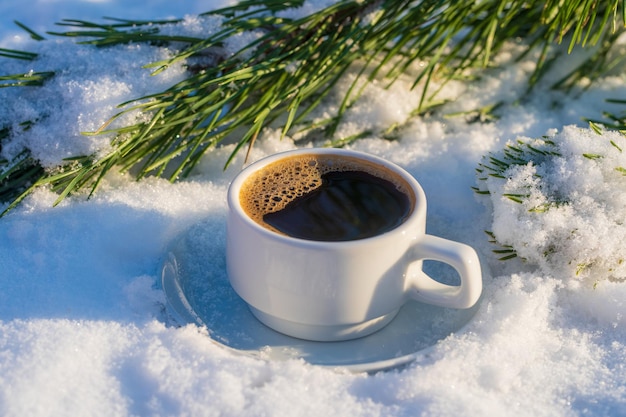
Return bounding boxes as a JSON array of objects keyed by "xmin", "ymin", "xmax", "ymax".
[{"xmin": 405, "ymin": 235, "xmax": 482, "ymax": 309}]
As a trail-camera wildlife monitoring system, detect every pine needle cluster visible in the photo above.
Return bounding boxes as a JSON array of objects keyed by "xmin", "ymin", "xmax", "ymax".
[
  {"xmin": 474, "ymin": 125, "xmax": 626, "ymax": 281},
  {"xmin": 0, "ymin": 0, "xmax": 625, "ymax": 214}
]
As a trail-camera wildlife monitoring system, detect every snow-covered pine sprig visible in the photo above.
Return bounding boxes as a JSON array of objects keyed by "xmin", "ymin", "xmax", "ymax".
[
  {"xmin": 475, "ymin": 125, "xmax": 626, "ymax": 284},
  {"xmin": 0, "ymin": 0, "xmax": 625, "ymax": 215}
]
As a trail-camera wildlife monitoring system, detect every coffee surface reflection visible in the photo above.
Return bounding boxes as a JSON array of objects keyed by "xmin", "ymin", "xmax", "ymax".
[
  {"xmin": 264, "ymin": 170, "xmax": 410, "ymax": 241},
  {"xmin": 239, "ymin": 154, "xmax": 414, "ymax": 241}
]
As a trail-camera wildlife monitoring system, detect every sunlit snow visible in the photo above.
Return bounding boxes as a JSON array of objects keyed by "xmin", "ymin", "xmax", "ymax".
[{"xmin": 1, "ymin": 1, "xmax": 625, "ymax": 416}]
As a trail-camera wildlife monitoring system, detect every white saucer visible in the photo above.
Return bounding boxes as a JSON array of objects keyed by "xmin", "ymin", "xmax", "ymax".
[{"xmin": 160, "ymin": 223, "xmax": 480, "ymax": 373}]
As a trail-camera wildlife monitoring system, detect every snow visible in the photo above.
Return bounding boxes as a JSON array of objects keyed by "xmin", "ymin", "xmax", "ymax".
[
  {"xmin": 481, "ymin": 127, "xmax": 626, "ymax": 284},
  {"xmin": 1, "ymin": 1, "xmax": 626, "ymax": 416}
]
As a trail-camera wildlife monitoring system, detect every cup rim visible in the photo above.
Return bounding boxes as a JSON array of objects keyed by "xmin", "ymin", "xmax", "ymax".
[{"xmin": 227, "ymin": 148, "xmax": 426, "ymax": 246}]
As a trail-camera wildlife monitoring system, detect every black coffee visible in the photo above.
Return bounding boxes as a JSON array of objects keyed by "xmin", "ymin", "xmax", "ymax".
[
  {"xmin": 240, "ymin": 154, "xmax": 414, "ymax": 241},
  {"xmin": 264, "ymin": 170, "xmax": 410, "ymax": 241}
]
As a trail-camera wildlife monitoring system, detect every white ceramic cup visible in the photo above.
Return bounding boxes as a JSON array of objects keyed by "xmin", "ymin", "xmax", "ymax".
[{"xmin": 227, "ymin": 148, "xmax": 482, "ymax": 341}]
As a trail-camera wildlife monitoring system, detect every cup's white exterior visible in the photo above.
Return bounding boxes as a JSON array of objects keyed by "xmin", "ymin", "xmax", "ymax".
[{"xmin": 227, "ymin": 148, "xmax": 482, "ymax": 341}]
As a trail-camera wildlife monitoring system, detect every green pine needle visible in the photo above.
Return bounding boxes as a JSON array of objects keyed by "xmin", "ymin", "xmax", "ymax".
[
  {"xmin": 13, "ymin": 21, "xmax": 46, "ymax": 41},
  {"xmin": 1, "ymin": 0, "xmax": 626, "ymax": 215}
]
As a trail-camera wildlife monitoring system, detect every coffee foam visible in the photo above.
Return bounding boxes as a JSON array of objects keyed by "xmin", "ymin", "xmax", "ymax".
[{"xmin": 240, "ymin": 154, "xmax": 414, "ymax": 228}]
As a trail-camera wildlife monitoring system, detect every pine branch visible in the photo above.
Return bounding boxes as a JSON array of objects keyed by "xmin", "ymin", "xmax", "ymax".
[{"xmin": 1, "ymin": 0, "xmax": 625, "ymax": 215}]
